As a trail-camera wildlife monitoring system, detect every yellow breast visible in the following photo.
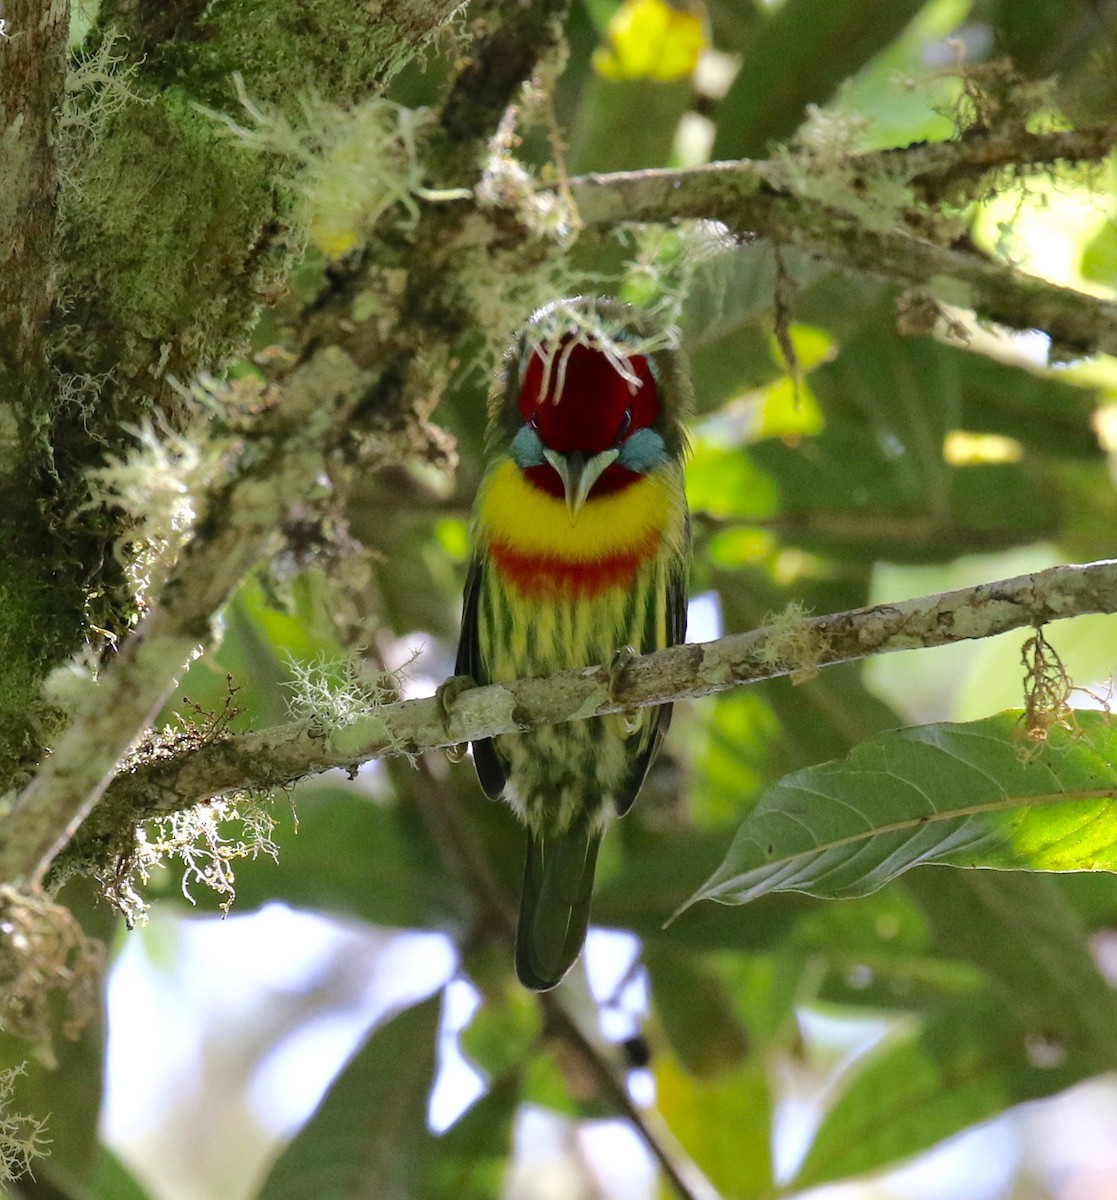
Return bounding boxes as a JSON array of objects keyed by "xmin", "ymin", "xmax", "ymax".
[{"xmin": 478, "ymin": 458, "xmax": 683, "ymax": 561}]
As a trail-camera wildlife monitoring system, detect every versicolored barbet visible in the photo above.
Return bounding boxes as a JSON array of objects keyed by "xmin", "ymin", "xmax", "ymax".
[{"xmin": 456, "ymin": 297, "xmax": 692, "ymax": 990}]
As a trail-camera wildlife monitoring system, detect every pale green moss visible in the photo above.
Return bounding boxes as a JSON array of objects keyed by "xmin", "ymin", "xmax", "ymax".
[
  {"xmin": 0, "ymin": 493, "xmax": 90, "ymax": 782},
  {"xmin": 205, "ymin": 82, "xmax": 432, "ymax": 260},
  {"xmin": 86, "ymin": 413, "xmax": 228, "ymax": 608},
  {"xmin": 124, "ymin": 0, "xmax": 443, "ymax": 113},
  {"xmin": 61, "ymin": 87, "xmax": 288, "ymax": 356}
]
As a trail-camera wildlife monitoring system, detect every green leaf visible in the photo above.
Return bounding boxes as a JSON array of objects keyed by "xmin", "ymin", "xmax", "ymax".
[
  {"xmin": 255, "ymin": 994, "xmax": 441, "ymax": 1200},
  {"xmin": 87, "ymin": 1148, "xmax": 155, "ymax": 1200},
  {"xmin": 746, "ymin": 317, "xmax": 1099, "ymax": 562},
  {"xmin": 814, "ymin": 322, "xmax": 959, "ymax": 506},
  {"xmin": 655, "ymin": 1053, "xmax": 773, "ymax": 1198},
  {"xmin": 793, "ymin": 885, "xmax": 988, "ymax": 1013},
  {"xmin": 795, "ymin": 871, "xmax": 1117, "ymax": 1186},
  {"xmin": 644, "ymin": 947, "xmax": 750, "ymax": 1076},
  {"xmin": 791, "ymin": 995, "xmax": 1098, "ymax": 1189},
  {"xmin": 907, "ymin": 871, "xmax": 1117, "ymax": 1061},
  {"xmin": 595, "ymin": 826, "xmax": 817, "ymax": 952},
  {"xmin": 418, "ymin": 1077, "xmax": 517, "ymax": 1199},
  {"xmin": 953, "ymin": 347, "xmax": 1101, "ymax": 460},
  {"xmin": 568, "ymin": 77, "xmax": 691, "ymax": 172},
  {"xmin": 686, "ymin": 711, "xmax": 1117, "ymax": 911},
  {"xmin": 711, "ymin": 0, "xmax": 926, "ymax": 158}
]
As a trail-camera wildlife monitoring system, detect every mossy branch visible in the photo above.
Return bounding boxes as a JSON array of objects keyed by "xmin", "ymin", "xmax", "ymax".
[
  {"xmin": 54, "ymin": 558, "xmax": 1117, "ymax": 883},
  {"xmin": 0, "ymin": 0, "xmax": 576, "ymax": 888}
]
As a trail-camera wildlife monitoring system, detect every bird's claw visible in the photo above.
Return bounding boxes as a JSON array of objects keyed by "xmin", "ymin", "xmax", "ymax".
[
  {"xmin": 608, "ymin": 645, "xmax": 641, "ymax": 733},
  {"xmin": 608, "ymin": 645, "xmax": 638, "ymax": 701},
  {"xmin": 436, "ymin": 674, "xmax": 476, "ymax": 762}
]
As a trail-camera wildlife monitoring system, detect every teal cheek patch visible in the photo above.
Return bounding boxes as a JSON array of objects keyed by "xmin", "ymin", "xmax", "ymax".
[
  {"xmin": 618, "ymin": 427, "xmax": 666, "ymax": 473},
  {"xmin": 511, "ymin": 424, "xmax": 546, "ymax": 468}
]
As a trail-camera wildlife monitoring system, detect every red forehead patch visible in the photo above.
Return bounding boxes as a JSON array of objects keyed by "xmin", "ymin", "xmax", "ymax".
[{"xmin": 518, "ymin": 337, "xmax": 659, "ymax": 454}]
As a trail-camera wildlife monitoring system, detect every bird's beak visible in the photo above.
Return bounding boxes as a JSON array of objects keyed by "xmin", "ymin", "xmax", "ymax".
[{"xmin": 543, "ymin": 448, "xmax": 620, "ymax": 521}]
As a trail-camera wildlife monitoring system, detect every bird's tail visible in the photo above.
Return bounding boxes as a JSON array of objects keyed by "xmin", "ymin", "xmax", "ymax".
[{"xmin": 515, "ymin": 819, "xmax": 602, "ymax": 991}]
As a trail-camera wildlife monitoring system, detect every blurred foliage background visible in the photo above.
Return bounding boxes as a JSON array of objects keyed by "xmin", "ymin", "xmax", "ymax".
[{"xmin": 16, "ymin": 0, "xmax": 1117, "ymax": 1198}]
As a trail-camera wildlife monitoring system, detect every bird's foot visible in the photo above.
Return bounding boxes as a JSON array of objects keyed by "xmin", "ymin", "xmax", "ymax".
[
  {"xmin": 608, "ymin": 645, "xmax": 641, "ymax": 733},
  {"xmin": 436, "ymin": 674, "xmax": 476, "ymax": 763}
]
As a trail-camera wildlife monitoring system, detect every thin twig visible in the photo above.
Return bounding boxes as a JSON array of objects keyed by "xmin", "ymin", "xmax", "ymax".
[
  {"xmin": 538, "ymin": 994, "xmax": 725, "ymax": 1200},
  {"xmin": 883, "ymin": 123, "xmax": 1117, "ymax": 202}
]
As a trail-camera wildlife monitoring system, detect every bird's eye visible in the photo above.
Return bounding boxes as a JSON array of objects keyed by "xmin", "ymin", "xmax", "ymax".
[
  {"xmin": 616, "ymin": 407, "xmax": 633, "ymax": 442},
  {"xmin": 530, "ymin": 411, "xmax": 540, "ymax": 431}
]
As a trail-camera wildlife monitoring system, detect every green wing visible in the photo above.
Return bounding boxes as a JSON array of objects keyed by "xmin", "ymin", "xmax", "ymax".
[
  {"xmin": 455, "ymin": 556, "xmax": 506, "ymax": 801},
  {"xmin": 516, "ymin": 820, "xmax": 602, "ymax": 991}
]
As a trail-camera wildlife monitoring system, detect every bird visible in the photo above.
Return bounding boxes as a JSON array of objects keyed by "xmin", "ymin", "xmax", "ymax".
[{"xmin": 456, "ymin": 297, "xmax": 691, "ymax": 990}]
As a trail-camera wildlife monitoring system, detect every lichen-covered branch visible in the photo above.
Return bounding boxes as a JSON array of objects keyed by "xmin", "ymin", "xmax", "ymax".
[
  {"xmin": 56, "ymin": 558, "xmax": 1117, "ymax": 881},
  {"xmin": 568, "ymin": 148, "xmax": 1117, "ymax": 356},
  {"xmin": 883, "ymin": 122, "xmax": 1117, "ymax": 202},
  {"xmin": 0, "ymin": 350, "xmax": 376, "ymax": 886},
  {"xmin": 0, "ymin": 0, "xmax": 575, "ymax": 887}
]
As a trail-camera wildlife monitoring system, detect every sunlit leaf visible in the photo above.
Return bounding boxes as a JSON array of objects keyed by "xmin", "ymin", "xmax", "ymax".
[
  {"xmin": 752, "ymin": 376, "xmax": 825, "ymax": 441},
  {"xmin": 686, "ymin": 445, "xmax": 778, "ymax": 520},
  {"xmin": 655, "ymin": 1051, "xmax": 773, "ymax": 1197},
  {"xmin": 1082, "ymin": 216, "xmax": 1117, "ymax": 289},
  {"xmin": 686, "ymin": 712, "xmax": 1117, "ymax": 912}
]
